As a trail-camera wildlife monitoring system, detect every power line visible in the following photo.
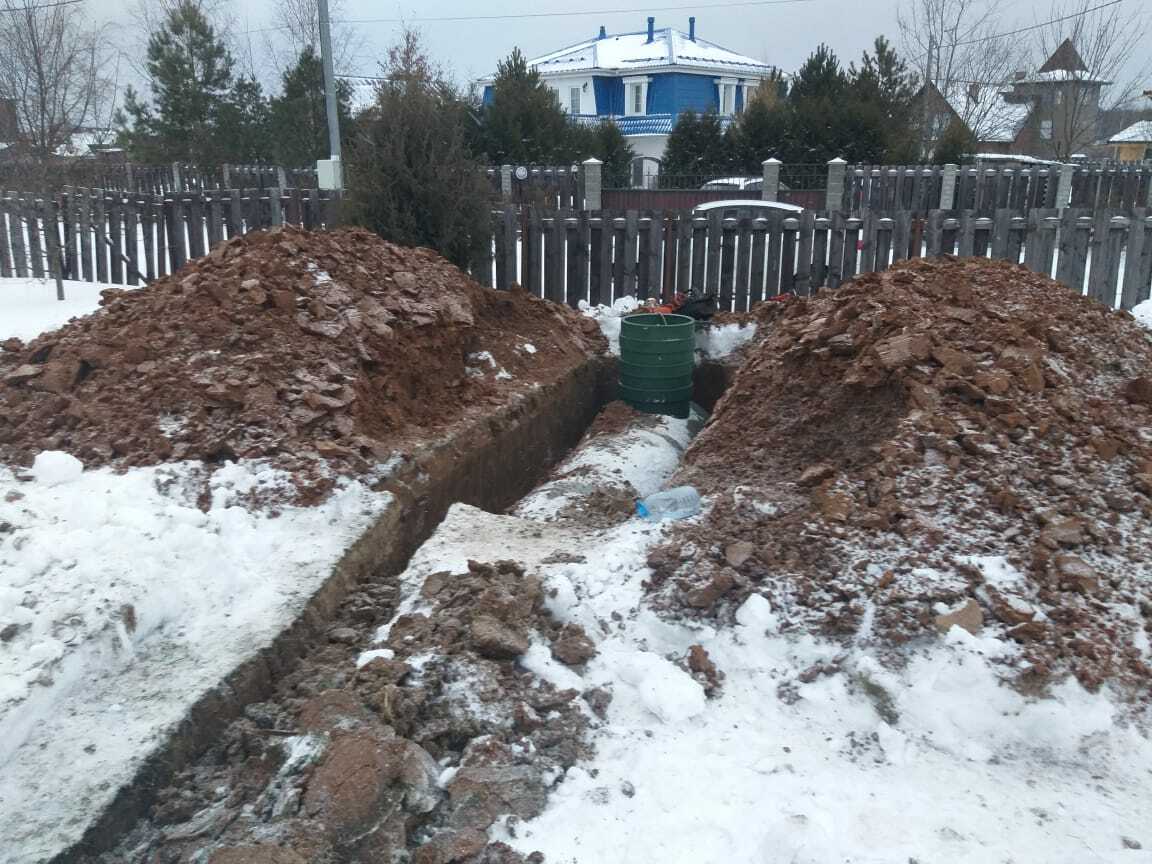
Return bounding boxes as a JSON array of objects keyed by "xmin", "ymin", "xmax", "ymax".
[
  {"xmin": 241, "ymin": 0, "xmax": 813, "ymax": 35},
  {"xmin": 951, "ymin": 0, "xmax": 1124, "ymax": 48},
  {"xmin": 0, "ymin": 0, "xmax": 85, "ymax": 11}
]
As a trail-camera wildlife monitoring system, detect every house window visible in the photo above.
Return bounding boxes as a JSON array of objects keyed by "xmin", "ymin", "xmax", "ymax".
[
  {"xmin": 570, "ymin": 87, "xmax": 581, "ymax": 115},
  {"xmin": 1055, "ymin": 90, "xmax": 1063, "ymax": 106},
  {"xmin": 623, "ymin": 77, "xmax": 649, "ymax": 116},
  {"xmin": 1041, "ymin": 120, "xmax": 1053, "ymax": 140}
]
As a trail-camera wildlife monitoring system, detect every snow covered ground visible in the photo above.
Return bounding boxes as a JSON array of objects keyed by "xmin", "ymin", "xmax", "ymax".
[
  {"xmin": 580, "ymin": 296, "xmax": 757, "ymax": 361},
  {"xmin": 0, "ymin": 456, "xmax": 392, "ymax": 863},
  {"xmin": 0, "ymin": 276, "xmax": 126, "ymax": 342},
  {"xmin": 363, "ymin": 418, "xmax": 1152, "ymax": 864},
  {"xmin": 1135, "ymin": 298, "xmax": 1152, "ymax": 330}
]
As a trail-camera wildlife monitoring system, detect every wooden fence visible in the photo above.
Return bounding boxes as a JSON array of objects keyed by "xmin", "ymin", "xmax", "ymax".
[
  {"xmin": 0, "ymin": 187, "xmax": 341, "ymax": 285},
  {"xmin": 0, "ymin": 161, "xmax": 319, "ymax": 195},
  {"xmin": 480, "ymin": 206, "xmax": 1152, "ymax": 313}
]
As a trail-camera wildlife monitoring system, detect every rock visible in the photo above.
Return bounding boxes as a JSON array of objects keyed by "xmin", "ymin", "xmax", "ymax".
[
  {"xmin": 1, "ymin": 337, "xmax": 24, "ymax": 353},
  {"xmin": 724, "ymin": 541, "xmax": 756, "ymax": 568},
  {"xmin": 328, "ymin": 627, "xmax": 360, "ymax": 645},
  {"xmin": 446, "ymin": 764, "xmax": 548, "ymax": 830},
  {"xmin": 934, "ymin": 598, "xmax": 983, "ymax": 636},
  {"xmin": 687, "ymin": 644, "xmax": 723, "ymax": 693},
  {"xmin": 298, "ymin": 689, "xmax": 378, "ymax": 733},
  {"xmin": 0, "ymin": 623, "xmax": 20, "ymax": 642},
  {"xmin": 1122, "ymin": 836, "xmax": 1143, "ymax": 850},
  {"xmin": 1040, "ymin": 518, "xmax": 1088, "ymax": 548},
  {"xmin": 412, "ymin": 829, "xmax": 489, "ymax": 864},
  {"xmin": 874, "ymin": 332, "xmax": 932, "ymax": 369},
  {"xmin": 4, "ymin": 364, "xmax": 43, "ymax": 385},
  {"xmin": 799, "ymin": 463, "xmax": 835, "ymax": 486},
  {"xmin": 1054, "ymin": 554, "xmax": 1099, "ymax": 593},
  {"xmin": 469, "ymin": 615, "xmax": 529, "ymax": 659},
  {"xmin": 304, "ymin": 731, "xmax": 441, "ymax": 844},
  {"xmin": 684, "ymin": 568, "xmax": 737, "ymax": 609},
  {"xmin": 1007, "ymin": 621, "xmax": 1048, "ymax": 643},
  {"xmin": 550, "ymin": 624, "xmax": 597, "ymax": 666},
  {"xmin": 207, "ymin": 846, "xmax": 307, "ymax": 864},
  {"xmin": 1121, "ymin": 377, "xmax": 1152, "ymax": 406},
  {"xmin": 931, "ymin": 345, "xmax": 975, "ymax": 374}
]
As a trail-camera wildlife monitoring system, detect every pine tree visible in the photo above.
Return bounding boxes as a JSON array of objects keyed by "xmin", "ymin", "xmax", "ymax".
[
  {"xmin": 119, "ymin": 1, "xmax": 238, "ymax": 163},
  {"xmin": 567, "ymin": 119, "xmax": 635, "ymax": 187},
  {"xmin": 931, "ymin": 118, "xmax": 975, "ymax": 165},
  {"xmin": 481, "ymin": 48, "xmax": 571, "ymax": 164},
  {"xmin": 662, "ymin": 111, "xmax": 733, "ymax": 179},
  {"xmin": 268, "ymin": 45, "xmax": 354, "ymax": 167},
  {"xmin": 345, "ymin": 30, "xmax": 492, "ymax": 273},
  {"xmin": 727, "ymin": 97, "xmax": 789, "ymax": 173},
  {"xmin": 850, "ymin": 37, "xmax": 919, "ymax": 163}
]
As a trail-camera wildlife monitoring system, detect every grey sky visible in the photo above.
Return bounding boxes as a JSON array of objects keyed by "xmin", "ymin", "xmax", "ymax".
[{"xmin": 85, "ymin": 0, "xmax": 1147, "ymax": 96}]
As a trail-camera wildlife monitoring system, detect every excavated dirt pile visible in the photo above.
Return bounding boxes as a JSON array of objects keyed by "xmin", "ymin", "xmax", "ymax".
[
  {"xmin": 0, "ymin": 226, "xmax": 605, "ymax": 493},
  {"xmin": 654, "ymin": 256, "xmax": 1152, "ymax": 692}
]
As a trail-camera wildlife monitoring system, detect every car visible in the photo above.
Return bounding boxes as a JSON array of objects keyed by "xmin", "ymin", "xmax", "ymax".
[
  {"xmin": 692, "ymin": 199, "xmax": 806, "ymax": 219},
  {"xmin": 700, "ymin": 176, "xmax": 762, "ymax": 191}
]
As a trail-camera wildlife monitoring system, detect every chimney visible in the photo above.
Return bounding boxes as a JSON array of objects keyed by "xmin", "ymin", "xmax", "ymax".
[
  {"xmin": 689, "ymin": 16, "xmax": 696, "ymax": 41},
  {"xmin": 598, "ymin": 25, "xmax": 606, "ymax": 39},
  {"xmin": 647, "ymin": 17, "xmax": 655, "ymax": 43}
]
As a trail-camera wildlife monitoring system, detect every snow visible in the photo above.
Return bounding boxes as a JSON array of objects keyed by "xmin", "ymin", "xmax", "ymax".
[
  {"xmin": 579, "ymin": 295, "xmax": 639, "ymax": 355},
  {"xmin": 1134, "ymin": 298, "xmax": 1152, "ymax": 330},
  {"xmin": 0, "ymin": 276, "xmax": 127, "ymax": 342},
  {"xmin": 695, "ymin": 322, "xmax": 757, "ymax": 360},
  {"xmin": 0, "ymin": 458, "xmax": 392, "ymax": 864},
  {"xmin": 376, "ymin": 501, "xmax": 1152, "ymax": 863},
  {"xmin": 1109, "ymin": 120, "xmax": 1152, "ymax": 144}
]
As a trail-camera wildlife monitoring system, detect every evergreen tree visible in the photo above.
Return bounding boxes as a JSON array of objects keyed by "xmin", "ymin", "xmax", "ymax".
[
  {"xmin": 849, "ymin": 37, "xmax": 920, "ymax": 163},
  {"xmin": 268, "ymin": 45, "xmax": 354, "ymax": 166},
  {"xmin": 727, "ymin": 97, "xmax": 789, "ymax": 173},
  {"xmin": 481, "ymin": 48, "xmax": 571, "ymax": 164},
  {"xmin": 216, "ymin": 77, "xmax": 273, "ymax": 163},
  {"xmin": 931, "ymin": 118, "xmax": 975, "ymax": 165},
  {"xmin": 567, "ymin": 119, "xmax": 635, "ymax": 187},
  {"xmin": 345, "ymin": 30, "xmax": 492, "ymax": 273},
  {"xmin": 119, "ymin": 1, "xmax": 240, "ymax": 163},
  {"xmin": 661, "ymin": 111, "xmax": 733, "ymax": 179}
]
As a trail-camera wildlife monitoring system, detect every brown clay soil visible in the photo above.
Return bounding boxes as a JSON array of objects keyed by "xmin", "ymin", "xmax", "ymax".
[
  {"xmin": 651, "ymin": 256, "xmax": 1152, "ymax": 693},
  {"xmin": 0, "ymin": 226, "xmax": 605, "ymax": 500}
]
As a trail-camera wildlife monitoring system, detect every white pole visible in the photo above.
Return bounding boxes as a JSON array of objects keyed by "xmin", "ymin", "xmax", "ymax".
[{"xmin": 317, "ymin": 0, "xmax": 343, "ymax": 190}]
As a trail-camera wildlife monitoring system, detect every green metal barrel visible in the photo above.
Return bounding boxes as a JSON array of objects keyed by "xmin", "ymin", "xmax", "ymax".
[{"xmin": 618, "ymin": 313, "xmax": 695, "ymax": 417}]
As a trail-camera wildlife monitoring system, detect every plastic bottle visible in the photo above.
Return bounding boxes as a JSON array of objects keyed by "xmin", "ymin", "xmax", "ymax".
[{"xmin": 636, "ymin": 486, "xmax": 702, "ymax": 521}]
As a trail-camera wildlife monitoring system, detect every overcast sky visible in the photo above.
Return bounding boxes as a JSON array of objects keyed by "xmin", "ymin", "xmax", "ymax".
[{"xmin": 85, "ymin": 0, "xmax": 1148, "ymax": 97}]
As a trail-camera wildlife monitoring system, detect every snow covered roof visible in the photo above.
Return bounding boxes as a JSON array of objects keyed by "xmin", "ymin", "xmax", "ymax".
[
  {"xmin": 1109, "ymin": 120, "xmax": 1152, "ymax": 144},
  {"xmin": 340, "ymin": 76, "xmax": 379, "ymax": 114},
  {"xmin": 526, "ymin": 27, "xmax": 774, "ymax": 77},
  {"xmin": 939, "ymin": 84, "xmax": 1033, "ymax": 143}
]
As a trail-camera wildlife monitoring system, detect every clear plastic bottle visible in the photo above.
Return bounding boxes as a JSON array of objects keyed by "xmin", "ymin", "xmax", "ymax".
[{"xmin": 636, "ymin": 486, "xmax": 702, "ymax": 521}]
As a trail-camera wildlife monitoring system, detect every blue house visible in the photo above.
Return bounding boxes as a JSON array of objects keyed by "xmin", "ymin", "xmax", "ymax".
[{"xmin": 481, "ymin": 17, "xmax": 778, "ymax": 163}]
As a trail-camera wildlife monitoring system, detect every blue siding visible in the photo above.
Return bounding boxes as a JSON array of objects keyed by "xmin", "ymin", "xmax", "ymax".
[
  {"xmin": 593, "ymin": 77, "xmax": 623, "ymax": 115},
  {"xmin": 482, "ymin": 85, "xmax": 494, "ymax": 106},
  {"xmin": 663, "ymin": 73, "xmax": 719, "ymax": 114}
]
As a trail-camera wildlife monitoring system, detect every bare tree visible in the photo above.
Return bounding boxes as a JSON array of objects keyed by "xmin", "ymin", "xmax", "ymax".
[
  {"xmin": 262, "ymin": 0, "xmax": 364, "ymax": 80},
  {"xmin": 1031, "ymin": 0, "xmax": 1152, "ymax": 159},
  {"xmin": 898, "ymin": 0, "xmax": 1021, "ymax": 146},
  {"xmin": 0, "ymin": 0, "xmax": 110, "ymax": 160}
]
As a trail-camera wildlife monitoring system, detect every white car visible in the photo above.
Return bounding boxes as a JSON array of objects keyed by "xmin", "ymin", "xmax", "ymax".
[
  {"xmin": 700, "ymin": 176, "xmax": 763, "ymax": 192},
  {"xmin": 692, "ymin": 199, "xmax": 805, "ymax": 218}
]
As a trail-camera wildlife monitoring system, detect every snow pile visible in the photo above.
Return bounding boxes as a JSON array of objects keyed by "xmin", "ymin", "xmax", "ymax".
[
  {"xmin": 0, "ymin": 277, "xmax": 122, "ymax": 342},
  {"xmin": 0, "ymin": 454, "xmax": 391, "ymax": 863},
  {"xmin": 579, "ymin": 295, "xmax": 640, "ymax": 354},
  {"xmin": 1135, "ymin": 298, "xmax": 1152, "ymax": 330},
  {"xmin": 695, "ymin": 321, "xmax": 757, "ymax": 360}
]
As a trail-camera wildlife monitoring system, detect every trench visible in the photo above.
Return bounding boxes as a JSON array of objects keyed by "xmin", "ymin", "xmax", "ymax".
[{"xmin": 54, "ymin": 355, "xmax": 735, "ymax": 863}]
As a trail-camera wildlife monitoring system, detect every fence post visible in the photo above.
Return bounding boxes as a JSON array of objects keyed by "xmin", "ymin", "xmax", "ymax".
[
  {"xmin": 125, "ymin": 162, "xmax": 135, "ymax": 193},
  {"xmin": 762, "ymin": 158, "xmax": 781, "ymax": 202},
  {"xmin": 500, "ymin": 164, "xmax": 513, "ymax": 200},
  {"xmin": 276, "ymin": 165, "xmax": 288, "ymax": 189},
  {"xmin": 825, "ymin": 157, "xmax": 846, "ymax": 212},
  {"xmin": 172, "ymin": 162, "xmax": 183, "ymax": 191},
  {"xmin": 582, "ymin": 158, "xmax": 602, "ymax": 211},
  {"xmin": 940, "ymin": 163, "xmax": 958, "ymax": 209},
  {"xmin": 1057, "ymin": 163, "xmax": 1075, "ymax": 211},
  {"xmin": 222, "ymin": 164, "xmax": 232, "ymax": 188}
]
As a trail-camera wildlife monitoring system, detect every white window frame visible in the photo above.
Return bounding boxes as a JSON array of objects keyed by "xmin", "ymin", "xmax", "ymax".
[
  {"xmin": 1040, "ymin": 119, "xmax": 1053, "ymax": 140},
  {"xmin": 716, "ymin": 77, "xmax": 740, "ymax": 115},
  {"xmin": 623, "ymin": 76, "xmax": 650, "ymax": 117},
  {"xmin": 569, "ymin": 86, "xmax": 581, "ymax": 115}
]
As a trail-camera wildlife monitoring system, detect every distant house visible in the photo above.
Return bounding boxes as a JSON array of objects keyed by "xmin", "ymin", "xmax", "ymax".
[
  {"xmin": 0, "ymin": 98, "xmax": 19, "ymax": 149},
  {"xmin": 480, "ymin": 17, "xmax": 778, "ymax": 162},
  {"xmin": 916, "ymin": 38, "xmax": 1109, "ymax": 161},
  {"xmin": 1109, "ymin": 121, "xmax": 1152, "ymax": 162}
]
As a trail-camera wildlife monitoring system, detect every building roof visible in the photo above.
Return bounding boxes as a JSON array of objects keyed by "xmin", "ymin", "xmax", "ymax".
[
  {"xmin": 1109, "ymin": 120, "xmax": 1152, "ymax": 144},
  {"xmin": 1038, "ymin": 38, "xmax": 1088, "ymax": 74},
  {"xmin": 526, "ymin": 26, "xmax": 774, "ymax": 77},
  {"xmin": 938, "ymin": 83, "xmax": 1033, "ymax": 143},
  {"xmin": 341, "ymin": 76, "xmax": 379, "ymax": 114}
]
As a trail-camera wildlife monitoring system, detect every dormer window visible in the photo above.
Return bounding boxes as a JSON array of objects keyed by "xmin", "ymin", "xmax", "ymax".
[{"xmin": 624, "ymin": 76, "xmax": 650, "ymax": 116}]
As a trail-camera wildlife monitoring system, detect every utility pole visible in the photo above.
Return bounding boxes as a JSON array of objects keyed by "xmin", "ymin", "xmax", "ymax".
[
  {"xmin": 317, "ymin": 0, "xmax": 343, "ymax": 190},
  {"xmin": 922, "ymin": 34, "xmax": 935, "ymax": 159}
]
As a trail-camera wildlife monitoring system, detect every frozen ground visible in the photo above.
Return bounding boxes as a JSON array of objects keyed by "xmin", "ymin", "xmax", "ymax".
[
  {"xmin": 580, "ymin": 296, "xmax": 756, "ymax": 361},
  {"xmin": 0, "ymin": 276, "xmax": 126, "ymax": 342},
  {"xmin": 0, "ymin": 456, "xmax": 392, "ymax": 864},
  {"xmin": 363, "ymin": 416, "xmax": 1152, "ymax": 864},
  {"xmin": 1135, "ymin": 298, "xmax": 1152, "ymax": 330}
]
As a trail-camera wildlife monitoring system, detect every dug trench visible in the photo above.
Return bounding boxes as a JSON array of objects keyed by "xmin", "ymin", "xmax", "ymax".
[{"xmin": 56, "ymin": 359, "xmax": 735, "ymax": 864}]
